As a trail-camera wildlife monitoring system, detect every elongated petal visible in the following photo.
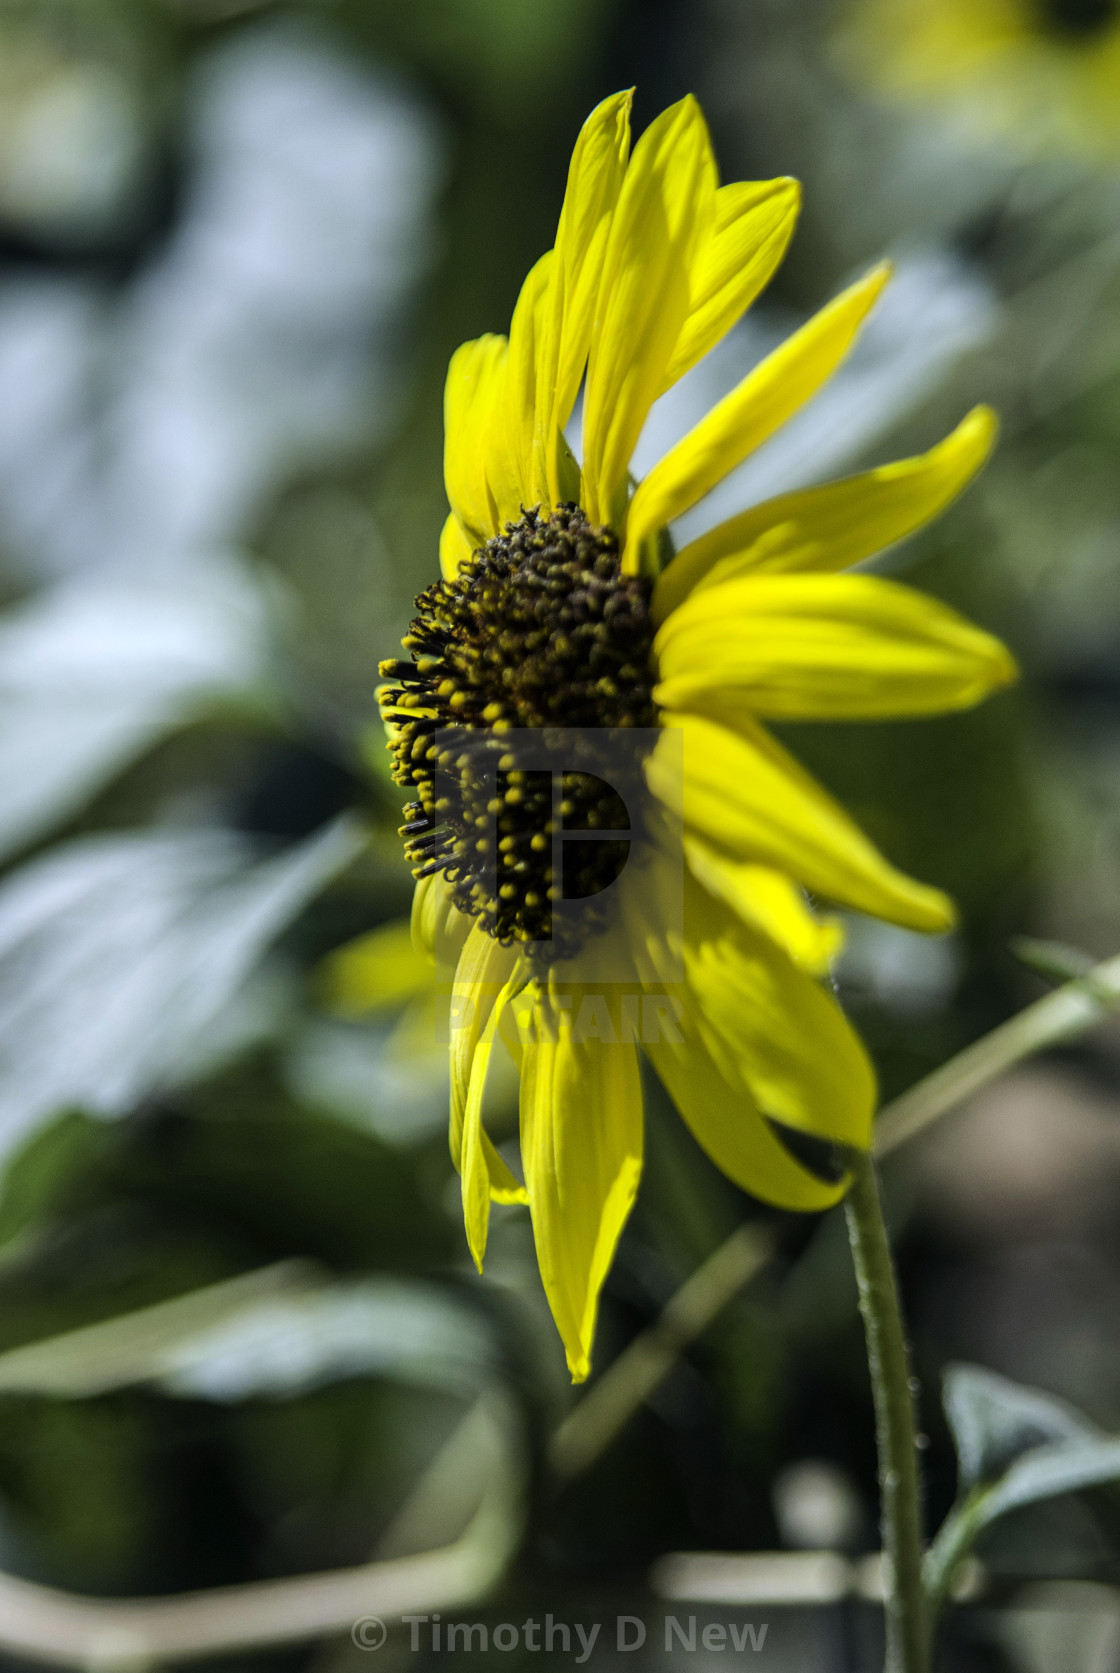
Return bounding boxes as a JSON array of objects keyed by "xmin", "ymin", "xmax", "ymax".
[
  {"xmin": 440, "ymin": 511, "xmax": 475, "ymax": 581},
  {"xmin": 647, "ymin": 711, "xmax": 954, "ymax": 931},
  {"xmin": 322, "ymin": 918, "xmax": 431, "ymax": 1014},
  {"xmin": 653, "ymin": 406, "xmax": 998, "ymax": 621},
  {"xmin": 486, "ymin": 252, "xmax": 555, "ymax": 520},
  {"xmin": 683, "ymin": 869, "xmax": 873, "ymax": 1145},
  {"xmin": 651, "ymin": 1033, "xmax": 851, "ymax": 1210},
  {"xmin": 462, "ymin": 972, "xmax": 527, "ymax": 1270},
  {"xmin": 659, "ymin": 177, "xmax": 801, "ymax": 394},
  {"xmin": 582, "ymin": 96, "xmax": 716, "ymax": 528},
  {"xmin": 684, "ymin": 838, "xmax": 843, "ymax": 975},
  {"xmin": 449, "ymin": 924, "xmax": 520, "ymax": 1177},
  {"xmin": 625, "ymin": 264, "xmax": 890, "ymax": 565},
  {"xmin": 655, "ymin": 572, "xmax": 1016, "ymax": 720},
  {"xmin": 520, "ymin": 988, "xmax": 643, "ymax": 1382},
  {"xmin": 621, "ymin": 875, "xmax": 868, "ymax": 1207},
  {"xmin": 537, "ymin": 91, "xmax": 632, "ymax": 502},
  {"xmin": 443, "ymin": 334, "xmax": 506, "ymax": 546}
]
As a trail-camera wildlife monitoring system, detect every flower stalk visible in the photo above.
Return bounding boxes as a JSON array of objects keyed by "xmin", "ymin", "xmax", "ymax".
[{"xmin": 844, "ymin": 1149, "xmax": 929, "ymax": 1673}]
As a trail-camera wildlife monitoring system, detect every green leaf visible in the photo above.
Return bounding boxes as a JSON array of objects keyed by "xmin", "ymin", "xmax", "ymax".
[
  {"xmin": 0, "ymin": 816, "xmax": 366, "ymax": 1171},
  {"xmin": 944, "ymin": 1362, "xmax": 1104, "ymax": 1489},
  {"xmin": 927, "ymin": 1364, "xmax": 1120, "ymax": 1611},
  {"xmin": 0, "ymin": 560, "xmax": 276, "ymax": 865}
]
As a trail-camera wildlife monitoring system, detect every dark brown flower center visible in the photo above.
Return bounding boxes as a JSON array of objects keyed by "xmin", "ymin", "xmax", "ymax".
[{"xmin": 379, "ymin": 505, "xmax": 658, "ymax": 959}]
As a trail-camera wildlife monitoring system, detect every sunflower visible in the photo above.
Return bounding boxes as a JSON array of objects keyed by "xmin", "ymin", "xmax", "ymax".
[
  {"xmin": 375, "ymin": 92, "xmax": 1014, "ymax": 1382},
  {"xmin": 837, "ymin": 0, "xmax": 1120, "ymax": 160}
]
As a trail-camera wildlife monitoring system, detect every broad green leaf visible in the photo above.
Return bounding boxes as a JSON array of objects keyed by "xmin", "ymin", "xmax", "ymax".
[
  {"xmin": 927, "ymin": 1364, "xmax": 1120, "ymax": 1611},
  {"xmin": 0, "ymin": 817, "xmax": 366, "ymax": 1169},
  {"xmin": 0, "ymin": 561, "xmax": 275, "ymax": 865},
  {"xmin": 944, "ymin": 1362, "xmax": 1104, "ymax": 1490}
]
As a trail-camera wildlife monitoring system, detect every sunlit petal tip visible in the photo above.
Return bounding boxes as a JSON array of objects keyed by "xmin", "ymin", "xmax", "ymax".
[
  {"xmin": 567, "ymin": 1350, "xmax": 592, "ymax": 1386},
  {"xmin": 965, "ymin": 402, "xmax": 1000, "ymax": 449},
  {"xmin": 464, "ymin": 1216, "xmax": 486, "ymax": 1276},
  {"xmin": 920, "ymin": 890, "xmax": 957, "ymax": 935},
  {"xmin": 993, "ymin": 641, "xmax": 1019, "ymax": 688},
  {"xmin": 766, "ymin": 175, "xmax": 803, "ymax": 217},
  {"xmin": 864, "ymin": 257, "xmax": 893, "ymax": 293},
  {"xmin": 657, "ymin": 713, "xmax": 965, "ymax": 934}
]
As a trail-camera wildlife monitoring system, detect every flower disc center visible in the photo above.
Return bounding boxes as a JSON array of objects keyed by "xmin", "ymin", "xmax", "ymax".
[{"xmin": 380, "ymin": 505, "xmax": 658, "ymax": 956}]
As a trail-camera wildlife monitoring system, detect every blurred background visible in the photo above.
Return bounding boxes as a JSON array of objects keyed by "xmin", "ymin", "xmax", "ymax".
[{"xmin": 1, "ymin": 0, "xmax": 1120, "ymax": 1668}]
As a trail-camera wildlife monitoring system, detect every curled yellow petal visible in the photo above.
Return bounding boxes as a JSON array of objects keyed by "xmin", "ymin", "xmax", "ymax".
[
  {"xmin": 410, "ymin": 873, "xmax": 472, "ymax": 965},
  {"xmin": 682, "ymin": 870, "xmax": 873, "ymax": 1148},
  {"xmin": 449, "ymin": 924, "xmax": 520, "ymax": 1177},
  {"xmin": 684, "ymin": 838, "xmax": 844, "ymax": 975},
  {"xmin": 625, "ymin": 263, "xmax": 890, "ymax": 567},
  {"xmin": 654, "ymin": 571, "xmax": 1017, "ymax": 720},
  {"xmin": 653, "ymin": 406, "xmax": 998, "ymax": 621},
  {"xmin": 443, "ymin": 334, "xmax": 506, "ymax": 547},
  {"xmin": 621, "ymin": 879, "xmax": 868, "ymax": 1208},
  {"xmin": 647, "ymin": 711, "xmax": 955, "ymax": 932},
  {"xmin": 461, "ymin": 972, "xmax": 528, "ymax": 1272}
]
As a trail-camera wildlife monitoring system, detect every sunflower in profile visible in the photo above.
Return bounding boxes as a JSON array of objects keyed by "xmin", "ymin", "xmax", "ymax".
[
  {"xmin": 837, "ymin": 0, "xmax": 1120, "ymax": 160},
  {"xmin": 376, "ymin": 92, "xmax": 1014, "ymax": 1381}
]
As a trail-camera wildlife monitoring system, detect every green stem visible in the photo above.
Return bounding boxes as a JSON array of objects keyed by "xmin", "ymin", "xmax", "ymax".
[{"xmin": 845, "ymin": 1150, "xmax": 929, "ymax": 1673}]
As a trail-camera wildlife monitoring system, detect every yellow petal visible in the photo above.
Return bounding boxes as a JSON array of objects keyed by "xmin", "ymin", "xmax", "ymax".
[
  {"xmin": 654, "ymin": 571, "xmax": 1017, "ymax": 720},
  {"xmin": 440, "ymin": 511, "xmax": 475, "ymax": 581},
  {"xmin": 410, "ymin": 873, "xmax": 472, "ymax": 966},
  {"xmin": 520, "ymin": 988, "xmax": 643, "ymax": 1382},
  {"xmin": 443, "ymin": 334, "xmax": 506, "ymax": 546},
  {"xmin": 449, "ymin": 924, "xmax": 520, "ymax": 1177},
  {"xmin": 647, "ymin": 711, "xmax": 955, "ymax": 932},
  {"xmin": 652, "ymin": 406, "xmax": 998, "ymax": 621},
  {"xmin": 651, "ymin": 1035, "xmax": 851, "ymax": 1210},
  {"xmin": 462, "ymin": 971, "xmax": 528, "ymax": 1271},
  {"xmin": 625, "ymin": 264, "xmax": 890, "ymax": 567},
  {"xmin": 668, "ymin": 869, "xmax": 873, "ymax": 1146},
  {"xmin": 621, "ymin": 880, "xmax": 865, "ymax": 1209},
  {"xmin": 581, "ymin": 96, "xmax": 717, "ymax": 528},
  {"xmin": 659, "ymin": 177, "xmax": 801, "ymax": 394},
  {"xmin": 489, "ymin": 251, "xmax": 555, "ymax": 519},
  {"xmin": 537, "ymin": 90, "xmax": 632, "ymax": 503},
  {"xmin": 321, "ymin": 918, "xmax": 431, "ymax": 1014},
  {"xmin": 684, "ymin": 838, "xmax": 844, "ymax": 975},
  {"xmin": 692, "ymin": 880, "xmax": 873, "ymax": 1149}
]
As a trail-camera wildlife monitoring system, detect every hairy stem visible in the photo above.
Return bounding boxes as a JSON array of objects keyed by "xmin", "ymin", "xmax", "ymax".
[{"xmin": 845, "ymin": 1150, "xmax": 928, "ymax": 1673}]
